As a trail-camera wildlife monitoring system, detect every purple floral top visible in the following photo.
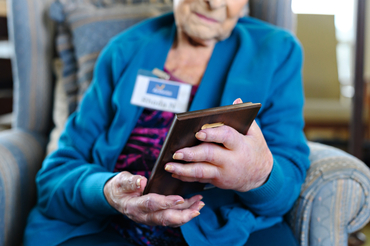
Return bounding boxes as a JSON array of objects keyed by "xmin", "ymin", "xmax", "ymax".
[{"xmin": 110, "ymin": 71, "xmax": 198, "ymax": 246}]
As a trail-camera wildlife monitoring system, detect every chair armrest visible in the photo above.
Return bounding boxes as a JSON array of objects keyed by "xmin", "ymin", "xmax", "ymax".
[
  {"xmin": 287, "ymin": 141, "xmax": 370, "ymax": 246},
  {"xmin": 0, "ymin": 129, "xmax": 47, "ymax": 246}
]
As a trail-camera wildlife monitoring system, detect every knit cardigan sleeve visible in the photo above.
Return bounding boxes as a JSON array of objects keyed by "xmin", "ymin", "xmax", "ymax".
[
  {"xmin": 36, "ymin": 43, "xmax": 122, "ymax": 224},
  {"xmin": 236, "ymin": 34, "xmax": 310, "ymax": 217}
]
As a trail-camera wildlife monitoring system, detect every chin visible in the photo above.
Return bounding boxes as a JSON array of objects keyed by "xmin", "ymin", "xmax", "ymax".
[{"xmin": 183, "ymin": 25, "xmax": 231, "ymax": 43}]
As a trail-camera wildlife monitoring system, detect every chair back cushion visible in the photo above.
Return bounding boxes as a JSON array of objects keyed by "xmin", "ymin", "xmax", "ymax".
[{"xmin": 49, "ymin": 0, "xmax": 173, "ymax": 114}]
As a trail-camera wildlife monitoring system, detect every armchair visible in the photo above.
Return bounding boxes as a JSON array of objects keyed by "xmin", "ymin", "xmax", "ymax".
[{"xmin": 1, "ymin": 0, "xmax": 370, "ymax": 246}]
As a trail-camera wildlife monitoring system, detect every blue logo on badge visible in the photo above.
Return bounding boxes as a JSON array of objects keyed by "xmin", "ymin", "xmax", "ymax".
[{"xmin": 147, "ymin": 81, "xmax": 179, "ymax": 99}]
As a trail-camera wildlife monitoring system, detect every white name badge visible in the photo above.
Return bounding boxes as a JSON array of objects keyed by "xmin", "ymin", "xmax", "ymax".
[{"xmin": 130, "ymin": 71, "xmax": 192, "ymax": 113}]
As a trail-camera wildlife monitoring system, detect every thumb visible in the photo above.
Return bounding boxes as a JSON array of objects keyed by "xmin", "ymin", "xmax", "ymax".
[
  {"xmin": 136, "ymin": 177, "xmax": 148, "ymax": 194},
  {"xmin": 232, "ymin": 99, "xmax": 261, "ymax": 136},
  {"xmin": 117, "ymin": 171, "xmax": 147, "ymax": 193},
  {"xmin": 247, "ymin": 120, "xmax": 265, "ymax": 139},
  {"xmin": 232, "ymin": 98, "xmax": 243, "ymax": 105}
]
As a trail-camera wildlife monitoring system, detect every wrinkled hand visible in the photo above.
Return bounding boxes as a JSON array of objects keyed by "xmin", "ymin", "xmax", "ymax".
[
  {"xmin": 104, "ymin": 171, "xmax": 204, "ymax": 227},
  {"xmin": 164, "ymin": 99, "xmax": 273, "ymax": 192}
]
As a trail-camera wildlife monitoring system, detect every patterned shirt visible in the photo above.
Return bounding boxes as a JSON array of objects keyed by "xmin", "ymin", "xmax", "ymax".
[{"xmin": 111, "ymin": 71, "xmax": 198, "ymax": 246}]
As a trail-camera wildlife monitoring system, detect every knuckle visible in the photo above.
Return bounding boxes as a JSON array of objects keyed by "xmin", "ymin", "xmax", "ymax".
[
  {"xmin": 144, "ymin": 213, "xmax": 156, "ymax": 226},
  {"xmin": 143, "ymin": 197, "xmax": 156, "ymax": 212},
  {"xmin": 176, "ymin": 168, "xmax": 184, "ymax": 176},
  {"xmin": 117, "ymin": 171, "xmax": 135, "ymax": 192},
  {"xmin": 113, "ymin": 180, "xmax": 122, "ymax": 191},
  {"xmin": 157, "ymin": 212, "xmax": 170, "ymax": 227},
  {"xmin": 127, "ymin": 177, "xmax": 135, "ymax": 190},
  {"xmin": 119, "ymin": 171, "xmax": 130, "ymax": 181},
  {"xmin": 158, "ymin": 211, "xmax": 175, "ymax": 227},
  {"xmin": 179, "ymin": 218, "xmax": 186, "ymax": 226},
  {"xmin": 123, "ymin": 200, "xmax": 134, "ymax": 218},
  {"xmin": 164, "ymin": 202, "xmax": 172, "ymax": 209},
  {"xmin": 187, "ymin": 151, "xmax": 195, "ymax": 161},
  {"xmin": 160, "ymin": 217, "xmax": 168, "ymax": 227},
  {"xmin": 223, "ymin": 127, "xmax": 232, "ymax": 141},
  {"xmin": 131, "ymin": 176, "xmax": 139, "ymax": 189},
  {"xmin": 205, "ymin": 144, "xmax": 215, "ymax": 162},
  {"xmin": 194, "ymin": 165, "xmax": 204, "ymax": 179}
]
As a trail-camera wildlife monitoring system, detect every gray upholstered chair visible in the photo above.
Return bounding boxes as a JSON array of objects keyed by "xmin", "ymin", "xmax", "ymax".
[{"xmin": 1, "ymin": 0, "xmax": 370, "ymax": 245}]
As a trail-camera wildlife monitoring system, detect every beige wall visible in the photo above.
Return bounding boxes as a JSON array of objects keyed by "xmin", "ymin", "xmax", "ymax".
[
  {"xmin": 297, "ymin": 14, "xmax": 341, "ymax": 99},
  {"xmin": 0, "ymin": 0, "xmax": 6, "ymax": 17}
]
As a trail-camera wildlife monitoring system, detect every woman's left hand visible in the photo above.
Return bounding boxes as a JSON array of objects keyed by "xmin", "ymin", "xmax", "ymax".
[{"xmin": 164, "ymin": 100, "xmax": 274, "ymax": 193}]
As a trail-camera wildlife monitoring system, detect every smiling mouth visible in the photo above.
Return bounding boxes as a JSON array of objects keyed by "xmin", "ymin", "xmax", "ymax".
[{"xmin": 194, "ymin": 12, "xmax": 219, "ymax": 23}]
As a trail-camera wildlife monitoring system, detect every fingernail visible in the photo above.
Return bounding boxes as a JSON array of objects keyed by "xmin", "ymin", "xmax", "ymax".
[
  {"xmin": 136, "ymin": 178, "xmax": 142, "ymax": 188},
  {"xmin": 195, "ymin": 132, "xmax": 206, "ymax": 140},
  {"xmin": 192, "ymin": 211, "xmax": 200, "ymax": 218},
  {"xmin": 173, "ymin": 153, "xmax": 184, "ymax": 160},
  {"xmin": 199, "ymin": 202, "xmax": 205, "ymax": 210},
  {"xmin": 175, "ymin": 200, "xmax": 184, "ymax": 205},
  {"xmin": 165, "ymin": 164, "xmax": 174, "ymax": 171}
]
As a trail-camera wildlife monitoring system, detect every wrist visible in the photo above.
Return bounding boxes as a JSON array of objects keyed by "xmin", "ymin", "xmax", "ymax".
[
  {"xmin": 257, "ymin": 151, "xmax": 274, "ymax": 187},
  {"xmin": 103, "ymin": 178, "xmax": 117, "ymax": 211},
  {"xmin": 237, "ymin": 152, "xmax": 273, "ymax": 192}
]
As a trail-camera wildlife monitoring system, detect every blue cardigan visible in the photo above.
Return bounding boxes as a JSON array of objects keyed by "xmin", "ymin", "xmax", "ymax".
[{"xmin": 24, "ymin": 13, "xmax": 310, "ymax": 246}]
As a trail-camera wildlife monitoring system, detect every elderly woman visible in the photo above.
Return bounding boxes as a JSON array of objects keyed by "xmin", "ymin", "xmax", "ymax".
[{"xmin": 24, "ymin": 0, "xmax": 309, "ymax": 245}]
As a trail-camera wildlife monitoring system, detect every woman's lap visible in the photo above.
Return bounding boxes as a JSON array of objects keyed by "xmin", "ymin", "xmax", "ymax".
[
  {"xmin": 245, "ymin": 221, "xmax": 299, "ymax": 246},
  {"xmin": 59, "ymin": 221, "xmax": 298, "ymax": 246},
  {"xmin": 59, "ymin": 226, "xmax": 135, "ymax": 246}
]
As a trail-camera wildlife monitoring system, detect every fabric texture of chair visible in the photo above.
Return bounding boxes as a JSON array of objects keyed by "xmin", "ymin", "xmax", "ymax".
[
  {"xmin": 1, "ymin": 0, "xmax": 370, "ymax": 245},
  {"xmin": 51, "ymin": 0, "xmax": 173, "ymax": 114},
  {"xmin": 46, "ymin": 0, "xmax": 173, "ymax": 153},
  {"xmin": 287, "ymin": 142, "xmax": 370, "ymax": 246},
  {"xmin": 0, "ymin": 0, "xmax": 54, "ymax": 244}
]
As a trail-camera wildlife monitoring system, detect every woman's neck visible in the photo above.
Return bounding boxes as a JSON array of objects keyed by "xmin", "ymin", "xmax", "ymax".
[{"xmin": 164, "ymin": 30, "xmax": 215, "ymax": 86}]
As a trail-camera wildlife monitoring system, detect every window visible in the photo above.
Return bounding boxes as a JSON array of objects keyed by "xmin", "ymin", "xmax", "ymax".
[{"xmin": 292, "ymin": 0, "xmax": 356, "ymax": 98}]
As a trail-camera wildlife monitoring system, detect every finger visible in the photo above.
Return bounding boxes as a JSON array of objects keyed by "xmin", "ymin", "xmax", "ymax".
[
  {"xmin": 232, "ymin": 98, "xmax": 243, "ymax": 104},
  {"xmin": 165, "ymin": 162, "xmax": 220, "ymax": 180},
  {"xmin": 147, "ymin": 208, "xmax": 201, "ymax": 227},
  {"xmin": 188, "ymin": 200, "xmax": 205, "ymax": 212},
  {"xmin": 172, "ymin": 173, "xmax": 213, "ymax": 184},
  {"xmin": 138, "ymin": 178, "xmax": 148, "ymax": 194},
  {"xmin": 115, "ymin": 171, "xmax": 147, "ymax": 193},
  {"xmin": 246, "ymin": 120, "xmax": 264, "ymax": 137},
  {"xmin": 135, "ymin": 194, "xmax": 185, "ymax": 213},
  {"xmin": 172, "ymin": 142, "xmax": 227, "ymax": 164},
  {"xmin": 194, "ymin": 125, "xmax": 241, "ymax": 150},
  {"xmin": 172, "ymin": 194, "xmax": 203, "ymax": 210}
]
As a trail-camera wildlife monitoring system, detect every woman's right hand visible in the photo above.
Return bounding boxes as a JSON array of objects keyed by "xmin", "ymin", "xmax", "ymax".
[{"xmin": 104, "ymin": 171, "xmax": 204, "ymax": 227}]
